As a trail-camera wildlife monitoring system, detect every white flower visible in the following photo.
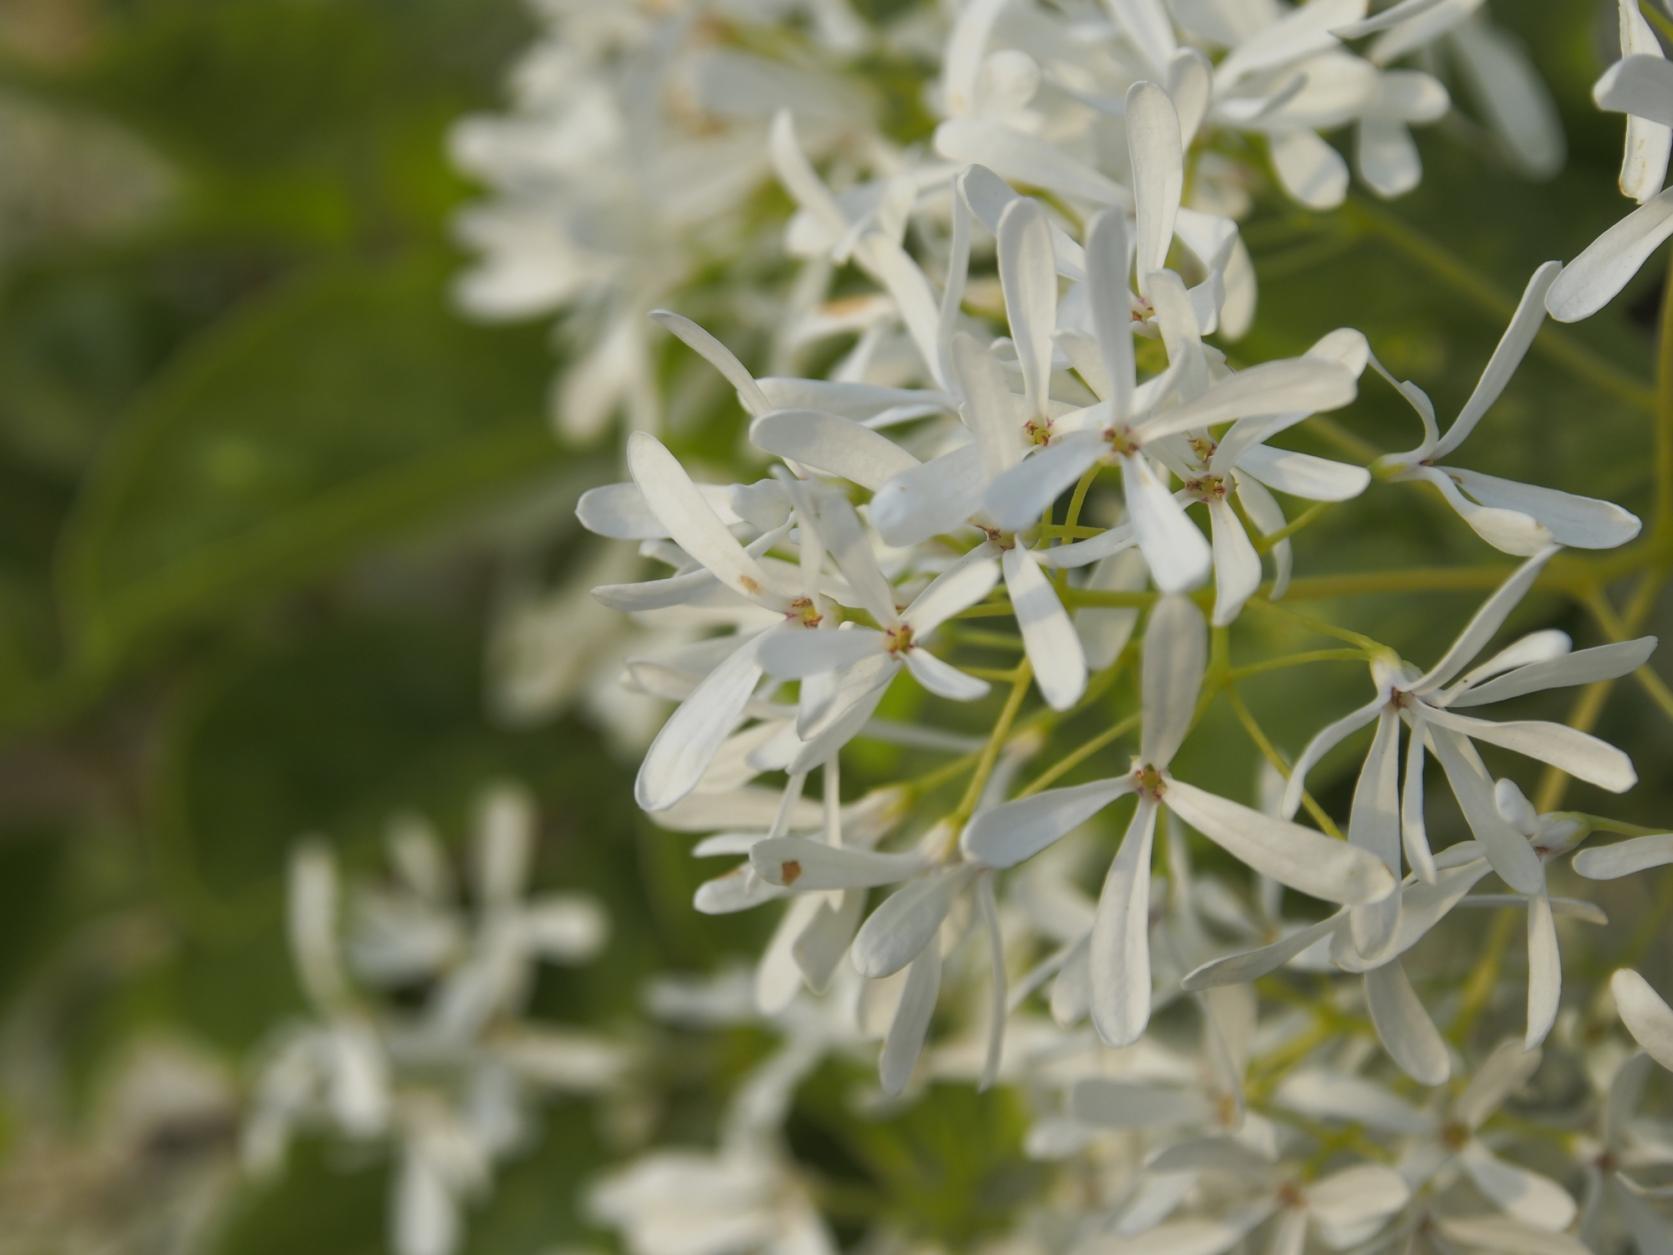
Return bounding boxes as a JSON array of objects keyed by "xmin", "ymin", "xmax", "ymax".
[
  {"xmin": 964, "ymin": 595, "xmax": 1394, "ymax": 1047},
  {"xmin": 1283, "ymin": 546, "xmax": 1648, "ymax": 902},
  {"xmin": 1377, "ymin": 263, "xmax": 1642, "ymax": 553},
  {"xmin": 1548, "ymin": 2, "xmax": 1673, "ymax": 322}
]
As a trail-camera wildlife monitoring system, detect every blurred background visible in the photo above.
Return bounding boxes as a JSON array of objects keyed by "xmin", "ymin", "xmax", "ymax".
[{"xmin": 0, "ymin": 0, "xmax": 1669, "ymax": 1251}]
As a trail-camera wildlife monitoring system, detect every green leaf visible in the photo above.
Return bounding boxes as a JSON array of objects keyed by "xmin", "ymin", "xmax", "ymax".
[{"xmin": 57, "ymin": 256, "xmax": 561, "ymax": 673}]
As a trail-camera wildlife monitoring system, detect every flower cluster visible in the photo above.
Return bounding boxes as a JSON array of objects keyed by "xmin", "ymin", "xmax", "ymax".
[
  {"xmin": 285, "ymin": 2, "xmax": 1673, "ymax": 1251},
  {"xmin": 245, "ymin": 786, "xmax": 621, "ymax": 1255}
]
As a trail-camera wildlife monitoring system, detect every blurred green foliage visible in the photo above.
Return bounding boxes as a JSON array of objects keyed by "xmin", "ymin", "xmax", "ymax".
[{"xmin": 0, "ymin": 0, "xmax": 1668, "ymax": 1251}]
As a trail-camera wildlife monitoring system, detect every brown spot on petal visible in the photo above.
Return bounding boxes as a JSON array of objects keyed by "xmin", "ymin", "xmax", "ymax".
[
  {"xmin": 740, "ymin": 575, "xmax": 761, "ymax": 595},
  {"xmin": 780, "ymin": 860, "xmax": 802, "ymax": 886}
]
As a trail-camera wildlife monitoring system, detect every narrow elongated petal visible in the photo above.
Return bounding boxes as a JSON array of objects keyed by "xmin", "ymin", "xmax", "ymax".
[
  {"xmin": 1281, "ymin": 696, "xmax": 1384, "ymax": 819},
  {"xmin": 1123, "ymin": 454, "xmax": 1211, "ymax": 592},
  {"xmin": 1424, "ymin": 725, "xmax": 1545, "ymax": 893},
  {"xmin": 1596, "ymin": 52, "xmax": 1673, "ymax": 128},
  {"xmin": 1348, "ymin": 710, "xmax": 1402, "ymax": 961},
  {"xmin": 1615, "ymin": 2, "xmax": 1673, "ymax": 201},
  {"xmin": 812, "ymin": 493, "xmax": 898, "ymax": 625},
  {"xmin": 906, "ymin": 554, "xmax": 1002, "ymax": 636},
  {"xmin": 1127, "ymin": 81, "xmax": 1183, "ymax": 285},
  {"xmin": 1141, "ymin": 594, "xmax": 1207, "ymax": 767},
  {"xmin": 1459, "ymin": 1141, "xmax": 1577, "ymax": 1232},
  {"xmin": 627, "ymin": 432, "xmax": 786, "ymax": 608},
  {"xmin": 1090, "ymin": 797, "xmax": 1160, "ymax": 1046},
  {"xmin": 852, "ymin": 868, "xmax": 966, "ymax": 978},
  {"xmin": 1366, "ymin": 960, "xmax": 1450, "ymax": 1085},
  {"xmin": 1182, "ymin": 916, "xmax": 1341, "ymax": 990},
  {"xmin": 1357, "ymin": 118, "xmax": 1422, "ymax": 199},
  {"xmin": 1452, "ymin": 637, "xmax": 1656, "ymax": 707},
  {"xmin": 1548, "ymin": 188, "xmax": 1673, "ymax": 322},
  {"xmin": 577, "ymin": 481, "xmax": 742, "ymax": 540},
  {"xmin": 750, "ymin": 837, "xmax": 924, "ymax": 890},
  {"xmin": 1306, "ymin": 1162, "xmax": 1411, "ymax": 1226},
  {"xmin": 1004, "ymin": 546, "xmax": 1087, "ymax": 710},
  {"xmin": 1613, "ymin": 969, "xmax": 1673, "ymax": 1070},
  {"xmin": 953, "ymin": 332, "xmax": 1024, "ymax": 478},
  {"xmin": 1432, "ymin": 262, "xmax": 1560, "ymax": 458},
  {"xmin": 1207, "ymin": 501, "xmax": 1261, "ymax": 627},
  {"xmin": 903, "ymin": 649, "xmax": 991, "ymax": 701},
  {"xmin": 1426, "ymin": 707, "xmax": 1636, "ymax": 793},
  {"xmin": 880, "ymin": 945, "xmax": 941, "ymax": 1096},
  {"xmin": 1440, "ymin": 467, "xmax": 1641, "ymax": 550},
  {"xmin": 636, "ymin": 631, "xmax": 768, "ymax": 811},
  {"xmin": 759, "ymin": 628, "xmax": 884, "ymax": 679},
  {"xmin": 1087, "ymin": 210, "xmax": 1136, "ymax": 415},
  {"xmin": 1526, "ymin": 892, "xmax": 1560, "ymax": 1048},
  {"xmin": 1140, "ymin": 360, "xmax": 1357, "ymax": 443},
  {"xmin": 1236, "ymin": 445, "xmax": 1370, "ymax": 501},
  {"xmin": 1269, "ymin": 128, "xmax": 1350, "ymax": 210},
  {"xmin": 1401, "ymin": 723, "xmax": 1436, "ymax": 882},
  {"xmin": 1408, "ymin": 465, "xmax": 1552, "ymax": 555},
  {"xmin": 962, "ymin": 778, "xmax": 1136, "ymax": 868},
  {"xmin": 1163, "ymin": 779, "xmax": 1396, "ymax": 905},
  {"xmin": 984, "ymin": 432, "xmax": 1105, "ymax": 531},
  {"xmin": 1574, "ymin": 833, "xmax": 1673, "ymax": 880},
  {"xmin": 750, "ymin": 410, "xmax": 918, "ymax": 492},
  {"xmin": 871, "ymin": 443, "xmax": 988, "ymax": 547},
  {"xmin": 1414, "ymin": 547, "xmax": 1555, "ymax": 693},
  {"xmin": 650, "ymin": 310, "xmax": 770, "ymax": 416},
  {"xmin": 997, "ymin": 198, "xmax": 1058, "ymax": 420}
]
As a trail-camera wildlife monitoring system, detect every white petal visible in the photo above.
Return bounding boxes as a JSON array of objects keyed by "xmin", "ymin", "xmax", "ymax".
[
  {"xmin": 1075, "ymin": 548, "xmax": 1147, "ymax": 668},
  {"xmin": 905, "ymin": 553, "xmax": 1002, "ymax": 636},
  {"xmin": 1414, "ymin": 547, "xmax": 1556, "ymax": 693},
  {"xmin": 650, "ymin": 310, "xmax": 769, "ymax": 416},
  {"xmin": 934, "ymin": 117, "xmax": 1130, "ymax": 207},
  {"xmin": 1236, "ymin": 445, "xmax": 1370, "ymax": 501},
  {"xmin": 1460, "ymin": 1140, "xmax": 1578, "ymax": 1232},
  {"xmin": 1182, "ymin": 916, "xmax": 1342, "ymax": 990},
  {"xmin": 852, "ymin": 868, "xmax": 965, "ymax": 978},
  {"xmin": 1424, "ymin": 724, "xmax": 1545, "ymax": 894},
  {"xmin": 1548, "ymin": 187, "xmax": 1673, "ymax": 323},
  {"xmin": 871, "ymin": 443, "xmax": 988, "ymax": 547},
  {"xmin": 1004, "ymin": 546, "xmax": 1087, "ymax": 709},
  {"xmin": 1141, "ymin": 594, "xmax": 1207, "ymax": 767},
  {"xmin": 1615, "ymin": 969, "xmax": 1673, "ymax": 1070},
  {"xmin": 1269, "ymin": 128, "xmax": 1349, "ymax": 210},
  {"xmin": 1366, "ymin": 960, "xmax": 1451, "ymax": 1085},
  {"xmin": 1425, "ymin": 707, "xmax": 1637, "ymax": 794},
  {"xmin": 1440, "ymin": 467, "xmax": 1641, "ymax": 550},
  {"xmin": 961, "ymin": 778, "xmax": 1136, "ymax": 869},
  {"xmin": 1428, "ymin": 262, "xmax": 1562, "ymax": 457},
  {"xmin": 577, "ymin": 481, "xmax": 741, "ymax": 540},
  {"xmin": 1089, "ymin": 797, "xmax": 1161, "ymax": 1046},
  {"xmin": 1453, "ymin": 637, "xmax": 1656, "ymax": 707},
  {"xmin": 636, "ymin": 632, "xmax": 768, "ymax": 811},
  {"xmin": 1457, "ymin": 1037, "xmax": 1542, "ymax": 1128},
  {"xmin": 1433, "ymin": 1215, "xmax": 1591, "ymax": 1255},
  {"xmin": 1281, "ymin": 696, "xmax": 1384, "ymax": 819},
  {"xmin": 749, "ymin": 837, "xmax": 923, "ymax": 890},
  {"xmin": 1141, "ymin": 360, "xmax": 1357, "ymax": 442},
  {"xmin": 984, "ymin": 432, "xmax": 1105, "ymax": 531},
  {"xmin": 903, "ymin": 649, "xmax": 991, "ymax": 701},
  {"xmin": 1450, "ymin": 19, "xmax": 1565, "ymax": 180},
  {"xmin": 1574, "ymin": 833, "xmax": 1673, "ymax": 880},
  {"xmin": 395, "ymin": 1149, "xmax": 458, "ymax": 1255},
  {"xmin": 1408, "ymin": 465, "xmax": 1553, "ymax": 554},
  {"xmin": 1123, "ymin": 455, "xmax": 1211, "ymax": 592},
  {"xmin": 952, "ymin": 331, "xmax": 1024, "ymax": 479},
  {"xmin": 880, "ymin": 945, "xmax": 941, "ymax": 1096},
  {"xmin": 1596, "ymin": 52, "xmax": 1673, "ymax": 128},
  {"xmin": 626, "ymin": 432, "xmax": 785, "ymax": 608},
  {"xmin": 1087, "ymin": 209, "xmax": 1137, "ymax": 415},
  {"xmin": 750, "ymin": 410, "xmax": 919, "ymax": 492},
  {"xmin": 1306, "ymin": 1162, "xmax": 1411, "ymax": 1225},
  {"xmin": 1273, "ymin": 1069, "xmax": 1430, "ymax": 1134},
  {"xmin": 1207, "ymin": 500, "xmax": 1261, "ymax": 626},
  {"xmin": 1357, "ymin": 119, "xmax": 1422, "ymax": 199},
  {"xmin": 1526, "ymin": 892, "xmax": 1560, "ymax": 1048},
  {"xmin": 1347, "ymin": 710, "xmax": 1402, "ymax": 961},
  {"xmin": 813, "ymin": 493, "xmax": 898, "ymax": 625},
  {"xmin": 997, "ymin": 198, "xmax": 1059, "ymax": 420},
  {"xmin": 1163, "ymin": 779, "xmax": 1397, "ymax": 905},
  {"xmin": 759, "ymin": 627, "xmax": 884, "ymax": 680},
  {"xmin": 1127, "ymin": 81, "xmax": 1184, "ymax": 284}
]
